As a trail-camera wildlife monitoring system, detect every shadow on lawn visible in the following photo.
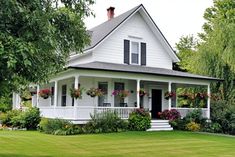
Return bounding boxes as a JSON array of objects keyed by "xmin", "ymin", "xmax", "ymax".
[{"xmin": 0, "ymin": 154, "xmax": 53, "ymax": 157}]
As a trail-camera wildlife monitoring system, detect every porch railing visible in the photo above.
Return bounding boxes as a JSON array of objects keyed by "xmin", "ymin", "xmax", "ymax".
[
  {"xmin": 40, "ymin": 106, "xmax": 137, "ymax": 120},
  {"xmin": 171, "ymin": 107, "xmax": 208, "ymax": 118}
]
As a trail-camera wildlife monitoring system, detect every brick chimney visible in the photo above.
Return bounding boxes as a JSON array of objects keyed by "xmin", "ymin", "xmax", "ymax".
[{"xmin": 107, "ymin": 7, "xmax": 115, "ymax": 20}]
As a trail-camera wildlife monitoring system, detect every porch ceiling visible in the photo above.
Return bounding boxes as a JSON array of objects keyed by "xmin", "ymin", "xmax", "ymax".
[{"xmin": 69, "ymin": 62, "xmax": 221, "ymax": 81}]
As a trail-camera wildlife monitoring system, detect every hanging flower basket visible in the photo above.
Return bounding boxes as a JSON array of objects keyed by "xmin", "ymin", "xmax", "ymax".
[
  {"xmin": 196, "ymin": 92, "xmax": 209, "ymax": 100},
  {"xmin": 86, "ymin": 87, "xmax": 104, "ymax": 97},
  {"xmin": 164, "ymin": 91, "xmax": 176, "ymax": 100},
  {"xmin": 70, "ymin": 88, "xmax": 84, "ymax": 99},
  {"xmin": 112, "ymin": 90, "xmax": 130, "ymax": 98},
  {"xmin": 139, "ymin": 88, "xmax": 148, "ymax": 97},
  {"xmin": 39, "ymin": 89, "xmax": 52, "ymax": 99}
]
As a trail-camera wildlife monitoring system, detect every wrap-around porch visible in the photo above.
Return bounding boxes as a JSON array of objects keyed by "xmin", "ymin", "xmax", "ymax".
[{"xmin": 32, "ymin": 69, "xmax": 211, "ymax": 123}]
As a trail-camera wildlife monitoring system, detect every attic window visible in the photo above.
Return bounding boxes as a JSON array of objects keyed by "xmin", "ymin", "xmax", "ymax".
[{"xmin": 131, "ymin": 41, "xmax": 140, "ymax": 64}]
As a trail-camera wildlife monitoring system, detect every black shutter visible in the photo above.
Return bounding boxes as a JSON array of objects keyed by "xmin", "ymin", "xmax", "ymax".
[
  {"xmin": 141, "ymin": 42, "xmax": 146, "ymax": 66},
  {"xmin": 124, "ymin": 40, "xmax": 130, "ymax": 64}
]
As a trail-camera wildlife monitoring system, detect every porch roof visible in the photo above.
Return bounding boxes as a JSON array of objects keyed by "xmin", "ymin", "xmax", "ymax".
[{"xmin": 69, "ymin": 62, "xmax": 221, "ymax": 81}]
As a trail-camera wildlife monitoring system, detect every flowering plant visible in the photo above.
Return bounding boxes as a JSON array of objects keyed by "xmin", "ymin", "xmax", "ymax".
[
  {"xmin": 158, "ymin": 109, "xmax": 181, "ymax": 121},
  {"xmin": 39, "ymin": 89, "xmax": 52, "ymax": 99},
  {"xmin": 139, "ymin": 88, "xmax": 148, "ymax": 97},
  {"xmin": 70, "ymin": 88, "xmax": 84, "ymax": 99},
  {"xmin": 164, "ymin": 91, "xmax": 176, "ymax": 100},
  {"xmin": 196, "ymin": 92, "xmax": 209, "ymax": 100},
  {"xmin": 112, "ymin": 90, "xmax": 130, "ymax": 98},
  {"xmin": 86, "ymin": 87, "xmax": 104, "ymax": 97}
]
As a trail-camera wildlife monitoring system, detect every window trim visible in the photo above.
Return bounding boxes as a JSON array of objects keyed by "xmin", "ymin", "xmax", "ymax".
[
  {"xmin": 98, "ymin": 82, "xmax": 108, "ymax": 107},
  {"xmin": 130, "ymin": 41, "xmax": 141, "ymax": 65}
]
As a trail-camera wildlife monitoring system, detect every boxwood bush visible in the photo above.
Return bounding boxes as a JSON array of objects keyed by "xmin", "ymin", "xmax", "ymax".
[{"xmin": 128, "ymin": 108, "xmax": 151, "ymax": 131}]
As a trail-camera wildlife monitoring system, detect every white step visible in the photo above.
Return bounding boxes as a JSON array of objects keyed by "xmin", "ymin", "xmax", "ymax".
[
  {"xmin": 151, "ymin": 122, "xmax": 169, "ymax": 125},
  {"xmin": 147, "ymin": 120, "xmax": 173, "ymax": 131},
  {"xmin": 150, "ymin": 125, "xmax": 171, "ymax": 128},
  {"xmin": 151, "ymin": 120, "xmax": 169, "ymax": 123},
  {"xmin": 147, "ymin": 127, "xmax": 173, "ymax": 131}
]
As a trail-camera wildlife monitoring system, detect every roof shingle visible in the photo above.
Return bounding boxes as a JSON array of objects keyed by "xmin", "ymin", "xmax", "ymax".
[{"xmin": 69, "ymin": 62, "xmax": 220, "ymax": 81}]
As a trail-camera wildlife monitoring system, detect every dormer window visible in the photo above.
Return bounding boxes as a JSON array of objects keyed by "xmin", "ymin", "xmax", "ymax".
[
  {"xmin": 124, "ymin": 39, "xmax": 146, "ymax": 66},
  {"xmin": 131, "ymin": 42, "xmax": 140, "ymax": 64}
]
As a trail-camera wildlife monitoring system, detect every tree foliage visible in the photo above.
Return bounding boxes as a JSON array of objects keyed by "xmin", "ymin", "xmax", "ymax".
[
  {"xmin": 175, "ymin": 35, "xmax": 198, "ymax": 72},
  {"xmin": 176, "ymin": 0, "xmax": 235, "ymax": 99},
  {"xmin": 0, "ymin": 0, "xmax": 94, "ymax": 95}
]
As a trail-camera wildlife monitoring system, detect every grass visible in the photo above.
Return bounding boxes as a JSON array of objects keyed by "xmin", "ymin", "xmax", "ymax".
[{"xmin": 0, "ymin": 131, "xmax": 235, "ymax": 157}]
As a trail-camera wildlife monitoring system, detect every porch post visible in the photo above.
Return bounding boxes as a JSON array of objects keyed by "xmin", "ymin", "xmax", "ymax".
[
  {"xmin": 53, "ymin": 81, "xmax": 58, "ymax": 118},
  {"xmin": 74, "ymin": 75, "xmax": 79, "ymax": 119},
  {"xmin": 168, "ymin": 82, "xmax": 172, "ymax": 110},
  {"xmin": 54, "ymin": 81, "xmax": 58, "ymax": 107},
  {"xmin": 207, "ymin": 83, "xmax": 210, "ymax": 119},
  {"xmin": 136, "ymin": 79, "xmax": 140, "ymax": 108},
  {"xmin": 36, "ymin": 84, "xmax": 40, "ymax": 108}
]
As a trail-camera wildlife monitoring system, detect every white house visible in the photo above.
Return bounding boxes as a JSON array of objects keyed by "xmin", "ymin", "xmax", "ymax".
[{"xmin": 13, "ymin": 4, "xmax": 219, "ymax": 127}]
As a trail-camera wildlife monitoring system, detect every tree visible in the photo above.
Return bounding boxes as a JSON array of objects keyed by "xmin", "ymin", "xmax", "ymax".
[
  {"xmin": 0, "ymin": 0, "xmax": 94, "ymax": 96},
  {"xmin": 175, "ymin": 35, "xmax": 198, "ymax": 72},
  {"xmin": 194, "ymin": 0, "xmax": 235, "ymax": 98}
]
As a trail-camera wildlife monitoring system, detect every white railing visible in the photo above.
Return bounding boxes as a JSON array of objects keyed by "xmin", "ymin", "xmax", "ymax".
[
  {"xmin": 40, "ymin": 106, "xmax": 75, "ymax": 119},
  {"xmin": 40, "ymin": 106, "xmax": 137, "ymax": 120},
  {"xmin": 95, "ymin": 107, "xmax": 136, "ymax": 119},
  {"xmin": 171, "ymin": 107, "xmax": 208, "ymax": 118}
]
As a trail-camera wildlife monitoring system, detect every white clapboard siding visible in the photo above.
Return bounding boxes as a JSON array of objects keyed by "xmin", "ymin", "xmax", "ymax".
[
  {"xmin": 93, "ymin": 12, "xmax": 173, "ymax": 69},
  {"xmin": 69, "ymin": 53, "xmax": 93, "ymax": 66}
]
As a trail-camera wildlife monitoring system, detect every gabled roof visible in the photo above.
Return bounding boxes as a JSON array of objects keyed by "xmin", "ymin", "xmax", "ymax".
[
  {"xmin": 83, "ymin": 4, "xmax": 179, "ymax": 62},
  {"xmin": 69, "ymin": 62, "xmax": 221, "ymax": 81},
  {"xmin": 85, "ymin": 5, "xmax": 140, "ymax": 51}
]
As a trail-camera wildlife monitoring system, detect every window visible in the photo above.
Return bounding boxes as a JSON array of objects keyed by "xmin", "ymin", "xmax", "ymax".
[
  {"xmin": 98, "ymin": 82, "xmax": 108, "ymax": 106},
  {"xmin": 51, "ymin": 86, "xmax": 54, "ymax": 106},
  {"xmin": 61, "ymin": 85, "xmax": 67, "ymax": 106},
  {"xmin": 71, "ymin": 84, "xmax": 74, "ymax": 106},
  {"xmin": 131, "ymin": 41, "xmax": 140, "ymax": 64},
  {"xmin": 124, "ymin": 39, "xmax": 146, "ymax": 65},
  {"xmin": 114, "ymin": 82, "xmax": 125, "ymax": 107}
]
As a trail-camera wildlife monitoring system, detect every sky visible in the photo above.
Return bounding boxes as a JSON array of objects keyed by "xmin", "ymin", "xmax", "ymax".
[{"xmin": 84, "ymin": 0, "xmax": 213, "ymax": 48}]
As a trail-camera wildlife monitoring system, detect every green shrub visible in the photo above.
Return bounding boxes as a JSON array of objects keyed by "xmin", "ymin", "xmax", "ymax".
[
  {"xmin": 186, "ymin": 122, "xmax": 201, "ymax": 131},
  {"xmin": 10, "ymin": 107, "xmax": 40, "ymax": 130},
  {"xmin": 84, "ymin": 111, "xmax": 128, "ymax": 133},
  {"xmin": 0, "ymin": 110, "xmax": 21, "ymax": 126},
  {"xmin": 39, "ymin": 118, "xmax": 82, "ymax": 135},
  {"xmin": 0, "ymin": 96, "xmax": 12, "ymax": 113},
  {"xmin": 0, "ymin": 107, "xmax": 40, "ymax": 130},
  {"xmin": 203, "ymin": 122, "xmax": 222, "ymax": 133},
  {"xmin": 210, "ymin": 100, "xmax": 235, "ymax": 135},
  {"xmin": 184, "ymin": 109, "xmax": 207, "ymax": 126},
  {"xmin": 128, "ymin": 108, "xmax": 151, "ymax": 131},
  {"xmin": 169, "ymin": 119, "xmax": 187, "ymax": 130}
]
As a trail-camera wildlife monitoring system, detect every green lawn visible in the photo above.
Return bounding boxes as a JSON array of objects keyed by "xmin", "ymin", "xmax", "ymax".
[{"xmin": 0, "ymin": 131, "xmax": 235, "ymax": 157}]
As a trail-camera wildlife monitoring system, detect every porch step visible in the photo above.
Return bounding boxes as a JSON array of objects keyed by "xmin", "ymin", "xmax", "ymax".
[{"xmin": 147, "ymin": 120, "xmax": 173, "ymax": 131}]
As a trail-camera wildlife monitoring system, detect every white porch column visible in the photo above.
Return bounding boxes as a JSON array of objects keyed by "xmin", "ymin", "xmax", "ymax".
[
  {"xmin": 168, "ymin": 82, "xmax": 172, "ymax": 110},
  {"xmin": 54, "ymin": 81, "xmax": 58, "ymax": 107},
  {"xmin": 136, "ymin": 79, "xmax": 140, "ymax": 108},
  {"xmin": 36, "ymin": 84, "xmax": 40, "ymax": 108},
  {"xmin": 207, "ymin": 83, "xmax": 210, "ymax": 119},
  {"xmin": 74, "ymin": 75, "xmax": 79, "ymax": 119}
]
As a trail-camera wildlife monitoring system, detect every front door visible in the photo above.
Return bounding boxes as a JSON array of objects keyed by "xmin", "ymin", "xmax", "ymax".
[{"xmin": 151, "ymin": 89, "xmax": 162, "ymax": 119}]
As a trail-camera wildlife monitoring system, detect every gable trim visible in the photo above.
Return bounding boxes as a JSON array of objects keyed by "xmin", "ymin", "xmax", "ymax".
[
  {"xmin": 85, "ymin": 4, "xmax": 179, "ymax": 63},
  {"xmin": 84, "ymin": 5, "xmax": 141, "ymax": 52}
]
